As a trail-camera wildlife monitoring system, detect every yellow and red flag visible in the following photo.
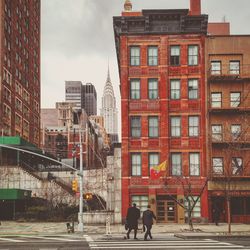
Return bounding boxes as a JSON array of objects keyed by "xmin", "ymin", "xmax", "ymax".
[{"xmin": 150, "ymin": 161, "xmax": 167, "ymax": 180}]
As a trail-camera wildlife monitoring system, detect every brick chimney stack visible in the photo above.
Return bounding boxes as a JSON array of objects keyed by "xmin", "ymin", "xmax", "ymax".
[{"xmin": 189, "ymin": 0, "xmax": 201, "ymax": 15}]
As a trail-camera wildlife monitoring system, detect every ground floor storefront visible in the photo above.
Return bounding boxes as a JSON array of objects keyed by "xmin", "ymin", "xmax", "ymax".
[
  {"xmin": 208, "ymin": 181, "xmax": 250, "ymax": 224},
  {"xmin": 122, "ymin": 177, "xmax": 209, "ymax": 223},
  {"xmin": 0, "ymin": 189, "xmax": 31, "ymax": 220}
]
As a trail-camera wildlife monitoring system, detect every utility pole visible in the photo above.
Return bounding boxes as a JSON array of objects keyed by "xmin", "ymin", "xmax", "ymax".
[{"xmin": 78, "ymin": 112, "xmax": 84, "ymax": 232}]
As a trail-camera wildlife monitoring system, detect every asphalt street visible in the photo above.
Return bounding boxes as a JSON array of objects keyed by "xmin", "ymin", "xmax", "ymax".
[{"xmin": 0, "ymin": 234, "xmax": 250, "ymax": 250}]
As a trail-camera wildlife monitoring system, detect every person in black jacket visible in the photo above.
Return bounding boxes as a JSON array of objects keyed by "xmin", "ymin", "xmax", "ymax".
[
  {"xmin": 142, "ymin": 205, "xmax": 156, "ymax": 241},
  {"xmin": 126, "ymin": 203, "xmax": 140, "ymax": 239}
]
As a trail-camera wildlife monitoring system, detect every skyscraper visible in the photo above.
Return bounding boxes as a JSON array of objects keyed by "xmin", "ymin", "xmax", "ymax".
[
  {"xmin": 65, "ymin": 81, "xmax": 83, "ymax": 109},
  {"xmin": 0, "ymin": 0, "xmax": 41, "ymax": 146},
  {"xmin": 100, "ymin": 68, "xmax": 118, "ymax": 142},
  {"xmin": 65, "ymin": 81, "xmax": 97, "ymax": 116},
  {"xmin": 82, "ymin": 83, "xmax": 97, "ymax": 116}
]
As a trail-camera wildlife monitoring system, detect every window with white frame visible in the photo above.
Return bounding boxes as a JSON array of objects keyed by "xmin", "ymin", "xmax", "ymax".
[
  {"xmin": 130, "ymin": 47, "xmax": 140, "ymax": 66},
  {"xmin": 211, "ymin": 93, "xmax": 222, "ymax": 107},
  {"xmin": 189, "ymin": 116, "xmax": 199, "ymax": 137},
  {"xmin": 171, "ymin": 153, "xmax": 181, "ymax": 176},
  {"xmin": 188, "ymin": 79, "xmax": 198, "ymax": 99},
  {"xmin": 149, "ymin": 153, "xmax": 159, "ymax": 171},
  {"xmin": 211, "ymin": 125, "xmax": 222, "ymax": 141},
  {"xmin": 229, "ymin": 61, "xmax": 240, "ymax": 75},
  {"xmin": 230, "ymin": 92, "xmax": 240, "ymax": 107},
  {"xmin": 189, "ymin": 153, "xmax": 200, "ymax": 176},
  {"xmin": 130, "ymin": 79, "xmax": 140, "ymax": 99},
  {"xmin": 212, "ymin": 157, "xmax": 223, "ymax": 174},
  {"xmin": 211, "ymin": 61, "xmax": 221, "ymax": 75},
  {"xmin": 170, "ymin": 46, "xmax": 180, "ymax": 66},
  {"xmin": 170, "ymin": 79, "xmax": 180, "ymax": 99},
  {"xmin": 132, "ymin": 195, "xmax": 149, "ymax": 214},
  {"xmin": 148, "ymin": 79, "xmax": 158, "ymax": 99},
  {"xmin": 231, "ymin": 124, "xmax": 241, "ymax": 140},
  {"xmin": 188, "ymin": 45, "xmax": 198, "ymax": 65},
  {"xmin": 171, "ymin": 116, "xmax": 181, "ymax": 137},
  {"xmin": 148, "ymin": 116, "xmax": 159, "ymax": 138},
  {"xmin": 185, "ymin": 196, "xmax": 201, "ymax": 218},
  {"xmin": 130, "ymin": 116, "xmax": 141, "ymax": 138},
  {"xmin": 148, "ymin": 46, "xmax": 158, "ymax": 66},
  {"xmin": 232, "ymin": 157, "xmax": 243, "ymax": 175},
  {"xmin": 131, "ymin": 153, "xmax": 141, "ymax": 176}
]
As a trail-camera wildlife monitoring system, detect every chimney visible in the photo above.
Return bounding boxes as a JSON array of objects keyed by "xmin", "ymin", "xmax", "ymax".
[{"xmin": 189, "ymin": 0, "xmax": 201, "ymax": 15}]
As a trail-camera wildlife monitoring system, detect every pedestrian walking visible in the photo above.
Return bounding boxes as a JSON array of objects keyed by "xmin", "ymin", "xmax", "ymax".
[
  {"xmin": 142, "ymin": 205, "xmax": 156, "ymax": 241},
  {"xmin": 126, "ymin": 203, "xmax": 140, "ymax": 239},
  {"xmin": 213, "ymin": 203, "xmax": 220, "ymax": 226}
]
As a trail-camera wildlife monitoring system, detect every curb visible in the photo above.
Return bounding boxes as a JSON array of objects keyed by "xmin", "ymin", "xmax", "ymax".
[{"xmin": 175, "ymin": 233, "xmax": 250, "ymax": 240}]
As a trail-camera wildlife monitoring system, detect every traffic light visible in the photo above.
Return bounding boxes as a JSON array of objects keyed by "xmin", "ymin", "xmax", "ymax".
[
  {"xmin": 84, "ymin": 193, "xmax": 93, "ymax": 200},
  {"xmin": 72, "ymin": 179, "xmax": 78, "ymax": 192}
]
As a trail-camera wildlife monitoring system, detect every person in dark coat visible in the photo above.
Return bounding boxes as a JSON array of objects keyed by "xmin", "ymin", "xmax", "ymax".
[
  {"xmin": 126, "ymin": 203, "xmax": 140, "ymax": 239},
  {"xmin": 213, "ymin": 203, "xmax": 220, "ymax": 226},
  {"xmin": 142, "ymin": 205, "xmax": 156, "ymax": 241}
]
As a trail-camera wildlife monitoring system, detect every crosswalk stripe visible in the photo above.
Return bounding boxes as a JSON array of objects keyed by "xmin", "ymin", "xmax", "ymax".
[
  {"xmin": 20, "ymin": 235, "xmax": 82, "ymax": 242},
  {"xmin": 0, "ymin": 237, "xmax": 25, "ymax": 243},
  {"xmin": 90, "ymin": 246, "xmax": 243, "ymax": 249},
  {"xmin": 88, "ymin": 239, "xmax": 244, "ymax": 249}
]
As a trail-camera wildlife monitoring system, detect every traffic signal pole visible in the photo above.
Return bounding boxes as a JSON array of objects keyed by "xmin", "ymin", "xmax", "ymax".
[{"xmin": 78, "ymin": 122, "xmax": 84, "ymax": 232}]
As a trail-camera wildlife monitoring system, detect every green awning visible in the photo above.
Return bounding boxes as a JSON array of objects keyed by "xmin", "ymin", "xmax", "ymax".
[
  {"xmin": 0, "ymin": 136, "xmax": 42, "ymax": 153},
  {"xmin": 0, "ymin": 189, "xmax": 31, "ymax": 200}
]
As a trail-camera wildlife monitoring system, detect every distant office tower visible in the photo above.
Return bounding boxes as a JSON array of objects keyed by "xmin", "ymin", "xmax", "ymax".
[
  {"xmin": 0, "ymin": 0, "xmax": 41, "ymax": 146},
  {"xmin": 82, "ymin": 83, "xmax": 97, "ymax": 116},
  {"xmin": 65, "ymin": 81, "xmax": 83, "ymax": 109},
  {"xmin": 100, "ymin": 68, "xmax": 118, "ymax": 142}
]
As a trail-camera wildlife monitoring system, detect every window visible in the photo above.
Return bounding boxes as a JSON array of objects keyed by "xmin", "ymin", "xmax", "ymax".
[
  {"xmin": 171, "ymin": 117, "xmax": 181, "ymax": 137},
  {"xmin": 171, "ymin": 153, "xmax": 181, "ymax": 176},
  {"xmin": 148, "ymin": 79, "xmax": 158, "ymax": 99},
  {"xmin": 148, "ymin": 117, "xmax": 159, "ymax": 138},
  {"xmin": 185, "ymin": 196, "xmax": 201, "ymax": 218},
  {"xmin": 189, "ymin": 116, "xmax": 199, "ymax": 137},
  {"xmin": 132, "ymin": 195, "xmax": 148, "ymax": 213},
  {"xmin": 149, "ymin": 153, "xmax": 159, "ymax": 171},
  {"xmin": 188, "ymin": 45, "xmax": 198, "ymax": 65},
  {"xmin": 188, "ymin": 79, "xmax": 198, "ymax": 99},
  {"xmin": 232, "ymin": 157, "xmax": 243, "ymax": 175},
  {"xmin": 130, "ymin": 79, "xmax": 140, "ymax": 99},
  {"xmin": 148, "ymin": 46, "xmax": 158, "ymax": 66},
  {"xmin": 231, "ymin": 124, "xmax": 241, "ymax": 140},
  {"xmin": 211, "ymin": 61, "xmax": 221, "ymax": 75},
  {"xmin": 211, "ymin": 93, "xmax": 222, "ymax": 108},
  {"xmin": 211, "ymin": 125, "xmax": 222, "ymax": 141},
  {"xmin": 130, "ymin": 47, "xmax": 140, "ymax": 66},
  {"xmin": 212, "ymin": 158, "xmax": 223, "ymax": 174},
  {"xmin": 189, "ymin": 153, "xmax": 200, "ymax": 176},
  {"xmin": 230, "ymin": 92, "xmax": 240, "ymax": 107},
  {"xmin": 170, "ymin": 46, "xmax": 180, "ymax": 65},
  {"xmin": 170, "ymin": 79, "xmax": 180, "ymax": 99},
  {"xmin": 130, "ymin": 117, "xmax": 141, "ymax": 138},
  {"xmin": 229, "ymin": 61, "xmax": 240, "ymax": 75},
  {"xmin": 131, "ymin": 153, "xmax": 141, "ymax": 176}
]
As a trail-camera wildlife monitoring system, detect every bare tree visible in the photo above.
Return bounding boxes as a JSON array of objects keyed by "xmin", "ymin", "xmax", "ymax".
[
  {"xmin": 164, "ymin": 176, "xmax": 208, "ymax": 231},
  {"xmin": 210, "ymin": 118, "xmax": 250, "ymax": 234}
]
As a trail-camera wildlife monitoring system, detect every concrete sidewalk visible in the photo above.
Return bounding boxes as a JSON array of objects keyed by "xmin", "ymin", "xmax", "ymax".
[{"xmin": 0, "ymin": 221, "xmax": 249, "ymax": 236}]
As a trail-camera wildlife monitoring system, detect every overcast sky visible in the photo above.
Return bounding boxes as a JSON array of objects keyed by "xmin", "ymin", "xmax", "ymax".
[{"xmin": 41, "ymin": 0, "xmax": 250, "ymax": 134}]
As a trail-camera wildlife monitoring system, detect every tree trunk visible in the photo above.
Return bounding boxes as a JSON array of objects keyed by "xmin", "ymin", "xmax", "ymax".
[
  {"xmin": 188, "ymin": 210, "xmax": 193, "ymax": 231},
  {"xmin": 227, "ymin": 197, "xmax": 231, "ymax": 234}
]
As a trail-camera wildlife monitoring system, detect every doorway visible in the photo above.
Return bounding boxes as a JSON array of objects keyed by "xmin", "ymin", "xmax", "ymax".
[{"xmin": 156, "ymin": 195, "xmax": 177, "ymax": 223}]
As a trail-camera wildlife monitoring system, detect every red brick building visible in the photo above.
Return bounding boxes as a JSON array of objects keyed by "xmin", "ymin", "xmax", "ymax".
[
  {"xmin": 114, "ymin": 0, "xmax": 209, "ymax": 223},
  {"xmin": 206, "ymin": 35, "xmax": 250, "ymax": 223},
  {"xmin": 0, "ymin": 0, "xmax": 40, "ymax": 146}
]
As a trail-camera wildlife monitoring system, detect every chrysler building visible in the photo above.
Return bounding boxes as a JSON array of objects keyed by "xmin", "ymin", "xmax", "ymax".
[{"xmin": 100, "ymin": 68, "xmax": 118, "ymax": 143}]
